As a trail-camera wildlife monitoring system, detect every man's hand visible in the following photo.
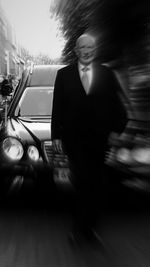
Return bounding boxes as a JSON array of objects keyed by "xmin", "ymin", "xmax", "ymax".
[{"xmin": 52, "ymin": 139, "xmax": 63, "ymax": 154}]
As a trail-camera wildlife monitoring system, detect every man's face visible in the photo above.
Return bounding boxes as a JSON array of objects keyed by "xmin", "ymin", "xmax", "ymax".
[{"xmin": 75, "ymin": 35, "xmax": 97, "ymax": 65}]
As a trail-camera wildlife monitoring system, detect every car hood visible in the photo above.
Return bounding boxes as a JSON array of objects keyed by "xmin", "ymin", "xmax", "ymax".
[{"xmin": 6, "ymin": 117, "xmax": 51, "ymax": 143}]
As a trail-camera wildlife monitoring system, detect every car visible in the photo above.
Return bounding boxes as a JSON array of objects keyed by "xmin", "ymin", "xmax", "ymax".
[
  {"xmin": 0, "ymin": 64, "xmax": 72, "ymax": 195},
  {"xmin": 104, "ymin": 64, "xmax": 150, "ymax": 195},
  {"xmin": 105, "ymin": 120, "xmax": 150, "ymax": 194}
]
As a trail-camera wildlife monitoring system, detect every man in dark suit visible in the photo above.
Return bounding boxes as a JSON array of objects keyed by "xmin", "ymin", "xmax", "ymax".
[{"xmin": 51, "ymin": 32, "xmax": 127, "ymax": 245}]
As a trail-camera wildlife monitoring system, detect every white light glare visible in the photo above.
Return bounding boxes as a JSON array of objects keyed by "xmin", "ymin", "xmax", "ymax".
[
  {"xmin": 3, "ymin": 137, "xmax": 24, "ymax": 160},
  {"xmin": 28, "ymin": 145, "xmax": 39, "ymax": 161}
]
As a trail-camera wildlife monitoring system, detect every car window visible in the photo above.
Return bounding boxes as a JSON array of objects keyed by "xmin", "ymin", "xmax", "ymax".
[
  {"xmin": 29, "ymin": 66, "xmax": 62, "ymax": 86},
  {"xmin": 15, "ymin": 87, "xmax": 53, "ymax": 117}
]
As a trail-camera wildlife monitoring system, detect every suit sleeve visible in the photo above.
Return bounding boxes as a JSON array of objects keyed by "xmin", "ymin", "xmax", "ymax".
[{"xmin": 51, "ymin": 69, "xmax": 64, "ymax": 140}]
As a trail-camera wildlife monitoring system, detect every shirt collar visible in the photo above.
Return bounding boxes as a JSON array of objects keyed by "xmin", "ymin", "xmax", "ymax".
[{"xmin": 78, "ymin": 62, "xmax": 92, "ymax": 71}]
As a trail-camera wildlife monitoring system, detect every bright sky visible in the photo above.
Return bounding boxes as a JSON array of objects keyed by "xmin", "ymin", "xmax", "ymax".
[{"xmin": 1, "ymin": 0, "xmax": 65, "ymax": 59}]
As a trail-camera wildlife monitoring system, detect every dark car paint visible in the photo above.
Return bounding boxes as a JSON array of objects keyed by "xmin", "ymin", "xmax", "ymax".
[{"xmin": 8, "ymin": 117, "xmax": 51, "ymax": 143}]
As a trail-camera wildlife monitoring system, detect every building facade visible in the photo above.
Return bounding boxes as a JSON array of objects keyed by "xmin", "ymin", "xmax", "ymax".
[{"xmin": 0, "ymin": 2, "xmax": 25, "ymax": 79}]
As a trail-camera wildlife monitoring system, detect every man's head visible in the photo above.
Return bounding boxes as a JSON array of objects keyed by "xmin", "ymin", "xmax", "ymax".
[{"xmin": 75, "ymin": 32, "xmax": 97, "ymax": 65}]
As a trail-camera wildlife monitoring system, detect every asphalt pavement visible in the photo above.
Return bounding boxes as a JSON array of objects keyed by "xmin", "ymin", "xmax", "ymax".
[{"xmin": 0, "ymin": 184, "xmax": 149, "ymax": 267}]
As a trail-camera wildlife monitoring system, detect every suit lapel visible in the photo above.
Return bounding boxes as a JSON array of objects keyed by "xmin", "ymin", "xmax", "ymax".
[
  {"xmin": 90, "ymin": 63, "xmax": 105, "ymax": 95},
  {"xmin": 71, "ymin": 63, "xmax": 87, "ymax": 96}
]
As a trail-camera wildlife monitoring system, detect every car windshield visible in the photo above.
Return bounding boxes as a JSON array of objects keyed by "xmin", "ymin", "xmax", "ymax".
[{"xmin": 15, "ymin": 87, "xmax": 53, "ymax": 117}]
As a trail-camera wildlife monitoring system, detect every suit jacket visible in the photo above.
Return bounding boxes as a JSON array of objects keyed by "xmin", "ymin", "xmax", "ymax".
[{"xmin": 51, "ymin": 62, "xmax": 127, "ymax": 153}]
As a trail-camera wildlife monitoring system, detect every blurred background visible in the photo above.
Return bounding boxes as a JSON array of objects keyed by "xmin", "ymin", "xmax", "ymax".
[{"xmin": 1, "ymin": 0, "xmax": 150, "ymax": 125}]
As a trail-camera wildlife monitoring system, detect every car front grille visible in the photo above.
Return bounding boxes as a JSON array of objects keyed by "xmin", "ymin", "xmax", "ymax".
[
  {"xmin": 43, "ymin": 141, "xmax": 69, "ymax": 168},
  {"xmin": 43, "ymin": 141, "xmax": 53, "ymax": 164}
]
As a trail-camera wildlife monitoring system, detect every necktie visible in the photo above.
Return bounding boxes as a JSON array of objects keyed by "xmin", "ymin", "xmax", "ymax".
[{"xmin": 81, "ymin": 67, "xmax": 90, "ymax": 94}]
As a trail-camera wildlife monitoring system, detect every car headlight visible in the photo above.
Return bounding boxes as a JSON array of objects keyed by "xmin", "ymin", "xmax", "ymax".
[
  {"xmin": 2, "ymin": 137, "xmax": 24, "ymax": 160},
  {"xmin": 116, "ymin": 148, "xmax": 132, "ymax": 164},
  {"xmin": 27, "ymin": 145, "xmax": 39, "ymax": 161},
  {"xmin": 131, "ymin": 147, "xmax": 150, "ymax": 164}
]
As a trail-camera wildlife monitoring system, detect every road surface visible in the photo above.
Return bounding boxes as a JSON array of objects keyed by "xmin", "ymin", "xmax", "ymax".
[{"xmin": 0, "ymin": 185, "xmax": 149, "ymax": 267}]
